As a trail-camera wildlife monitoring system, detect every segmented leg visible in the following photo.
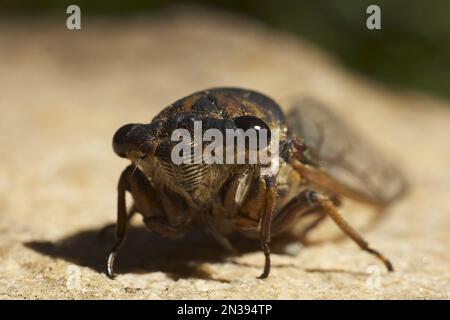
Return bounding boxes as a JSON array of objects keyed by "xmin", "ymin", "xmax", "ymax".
[
  {"xmin": 271, "ymin": 188, "xmax": 393, "ymax": 271},
  {"xmin": 271, "ymin": 192, "xmax": 341, "ymax": 241},
  {"xmin": 99, "ymin": 205, "xmax": 136, "ymax": 237},
  {"xmin": 312, "ymin": 192, "xmax": 394, "ymax": 271},
  {"xmin": 271, "ymin": 191, "xmax": 322, "ymax": 234},
  {"xmin": 290, "ymin": 157, "xmax": 394, "ymax": 271},
  {"xmin": 106, "ymin": 165, "xmax": 167, "ymax": 279},
  {"xmin": 106, "ymin": 166, "xmax": 133, "ymax": 279},
  {"xmin": 258, "ymin": 176, "xmax": 277, "ymax": 279},
  {"xmin": 207, "ymin": 169, "xmax": 257, "ymax": 254}
]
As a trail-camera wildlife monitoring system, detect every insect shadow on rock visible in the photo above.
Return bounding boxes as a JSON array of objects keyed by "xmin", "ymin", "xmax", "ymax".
[
  {"xmin": 25, "ymin": 226, "xmax": 258, "ymax": 282},
  {"xmin": 25, "ymin": 223, "xmax": 303, "ymax": 281},
  {"xmin": 80, "ymin": 88, "xmax": 410, "ymax": 280}
]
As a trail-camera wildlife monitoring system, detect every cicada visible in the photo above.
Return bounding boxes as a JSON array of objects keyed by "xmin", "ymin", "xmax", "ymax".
[{"xmin": 107, "ymin": 88, "xmax": 406, "ymax": 279}]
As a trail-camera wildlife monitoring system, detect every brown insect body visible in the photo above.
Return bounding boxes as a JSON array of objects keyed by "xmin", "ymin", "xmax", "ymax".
[{"xmin": 107, "ymin": 88, "xmax": 406, "ymax": 279}]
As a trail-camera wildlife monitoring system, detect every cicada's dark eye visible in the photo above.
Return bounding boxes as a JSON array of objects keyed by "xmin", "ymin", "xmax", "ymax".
[
  {"xmin": 113, "ymin": 124, "xmax": 138, "ymax": 158},
  {"xmin": 233, "ymin": 116, "xmax": 271, "ymax": 150},
  {"xmin": 112, "ymin": 123, "xmax": 155, "ymax": 158}
]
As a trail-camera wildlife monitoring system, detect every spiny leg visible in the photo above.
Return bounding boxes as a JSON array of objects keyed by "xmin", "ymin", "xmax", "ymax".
[
  {"xmin": 258, "ymin": 176, "xmax": 277, "ymax": 279},
  {"xmin": 310, "ymin": 191, "xmax": 394, "ymax": 272}
]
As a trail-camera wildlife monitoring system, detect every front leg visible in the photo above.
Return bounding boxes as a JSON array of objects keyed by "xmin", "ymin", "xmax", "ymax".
[
  {"xmin": 258, "ymin": 175, "xmax": 277, "ymax": 279},
  {"xmin": 106, "ymin": 165, "xmax": 177, "ymax": 279},
  {"xmin": 207, "ymin": 169, "xmax": 255, "ymax": 254},
  {"xmin": 106, "ymin": 166, "xmax": 134, "ymax": 279}
]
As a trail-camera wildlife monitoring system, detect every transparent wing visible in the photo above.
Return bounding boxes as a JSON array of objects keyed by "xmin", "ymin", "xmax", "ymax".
[{"xmin": 287, "ymin": 99, "xmax": 407, "ymax": 207}]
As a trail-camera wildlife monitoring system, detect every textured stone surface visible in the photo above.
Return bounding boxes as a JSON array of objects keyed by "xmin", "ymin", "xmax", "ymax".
[{"xmin": 0, "ymin": 8, "xmax": 449, "ymax": 299}]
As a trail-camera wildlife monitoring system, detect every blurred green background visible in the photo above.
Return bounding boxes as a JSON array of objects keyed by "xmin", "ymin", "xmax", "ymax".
[{"xmin": 2, "ymin": 0, "xmax": 449, "ymax": 99}]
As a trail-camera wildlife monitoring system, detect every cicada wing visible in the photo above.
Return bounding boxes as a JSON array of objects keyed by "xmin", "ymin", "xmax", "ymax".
[{"xmin": 287, "ymin": 99, "xmax": 407, "ymax": 207}]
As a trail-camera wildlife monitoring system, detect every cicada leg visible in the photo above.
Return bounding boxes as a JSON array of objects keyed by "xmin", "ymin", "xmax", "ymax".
[
  {"xmin": 106, "ymin": 165, "xmax": 168, "ymax": 279},
  {"xmin": 106, "ymin": 166, "xmax": 133, "ymax": 279},
  {"xmin": 275, "ymin": 189, "xmax": 393, "ymax": 272},
  {"xmin": 311, "ymin": 192, "xmax": 394, "ymax": 272},
  {"xmin": 98, "ymin": 205, "xmax": 136, "ymax": 238},
  {"xmin": 258, "ymin": 175, "xmax": 277, "ymax": 279},
  {"xmin": 206, "ymin": 169, "xmax": 256, "ymax": 255},
  {"xmin": 272, "ymin": 190, "xmax": 394, "ymax": 271},
  {"xmin": 272, "ymin": 193, "xmax": 342, "ymax": 242},
  {"xmin": 288, "ymin": 148, "xmax": 394, "ymax": 271}
]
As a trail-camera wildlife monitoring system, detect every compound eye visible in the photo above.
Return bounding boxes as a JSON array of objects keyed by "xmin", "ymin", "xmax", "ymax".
[
  {"xmin": 233, "ymin": 116, "xmax": 271, "ymax": 149},
  {"xmin": 112, "ymin": 123, "xmax": 155, "ymax": 158},
  {"xmin": 113, "ymin": 123, "xmax": 138, "ymax": 158}
]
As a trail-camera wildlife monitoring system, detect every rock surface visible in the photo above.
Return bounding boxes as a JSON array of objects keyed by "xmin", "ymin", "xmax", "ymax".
[{"xmin": 0, "ymin": 8, "xmax": 449, "ymax": 299}]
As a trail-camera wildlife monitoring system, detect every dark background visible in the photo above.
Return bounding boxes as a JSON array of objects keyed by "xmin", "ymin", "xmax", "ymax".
[{"xmin": 2, "ymin": 0, "xmax": 449, "ymax": 100}]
